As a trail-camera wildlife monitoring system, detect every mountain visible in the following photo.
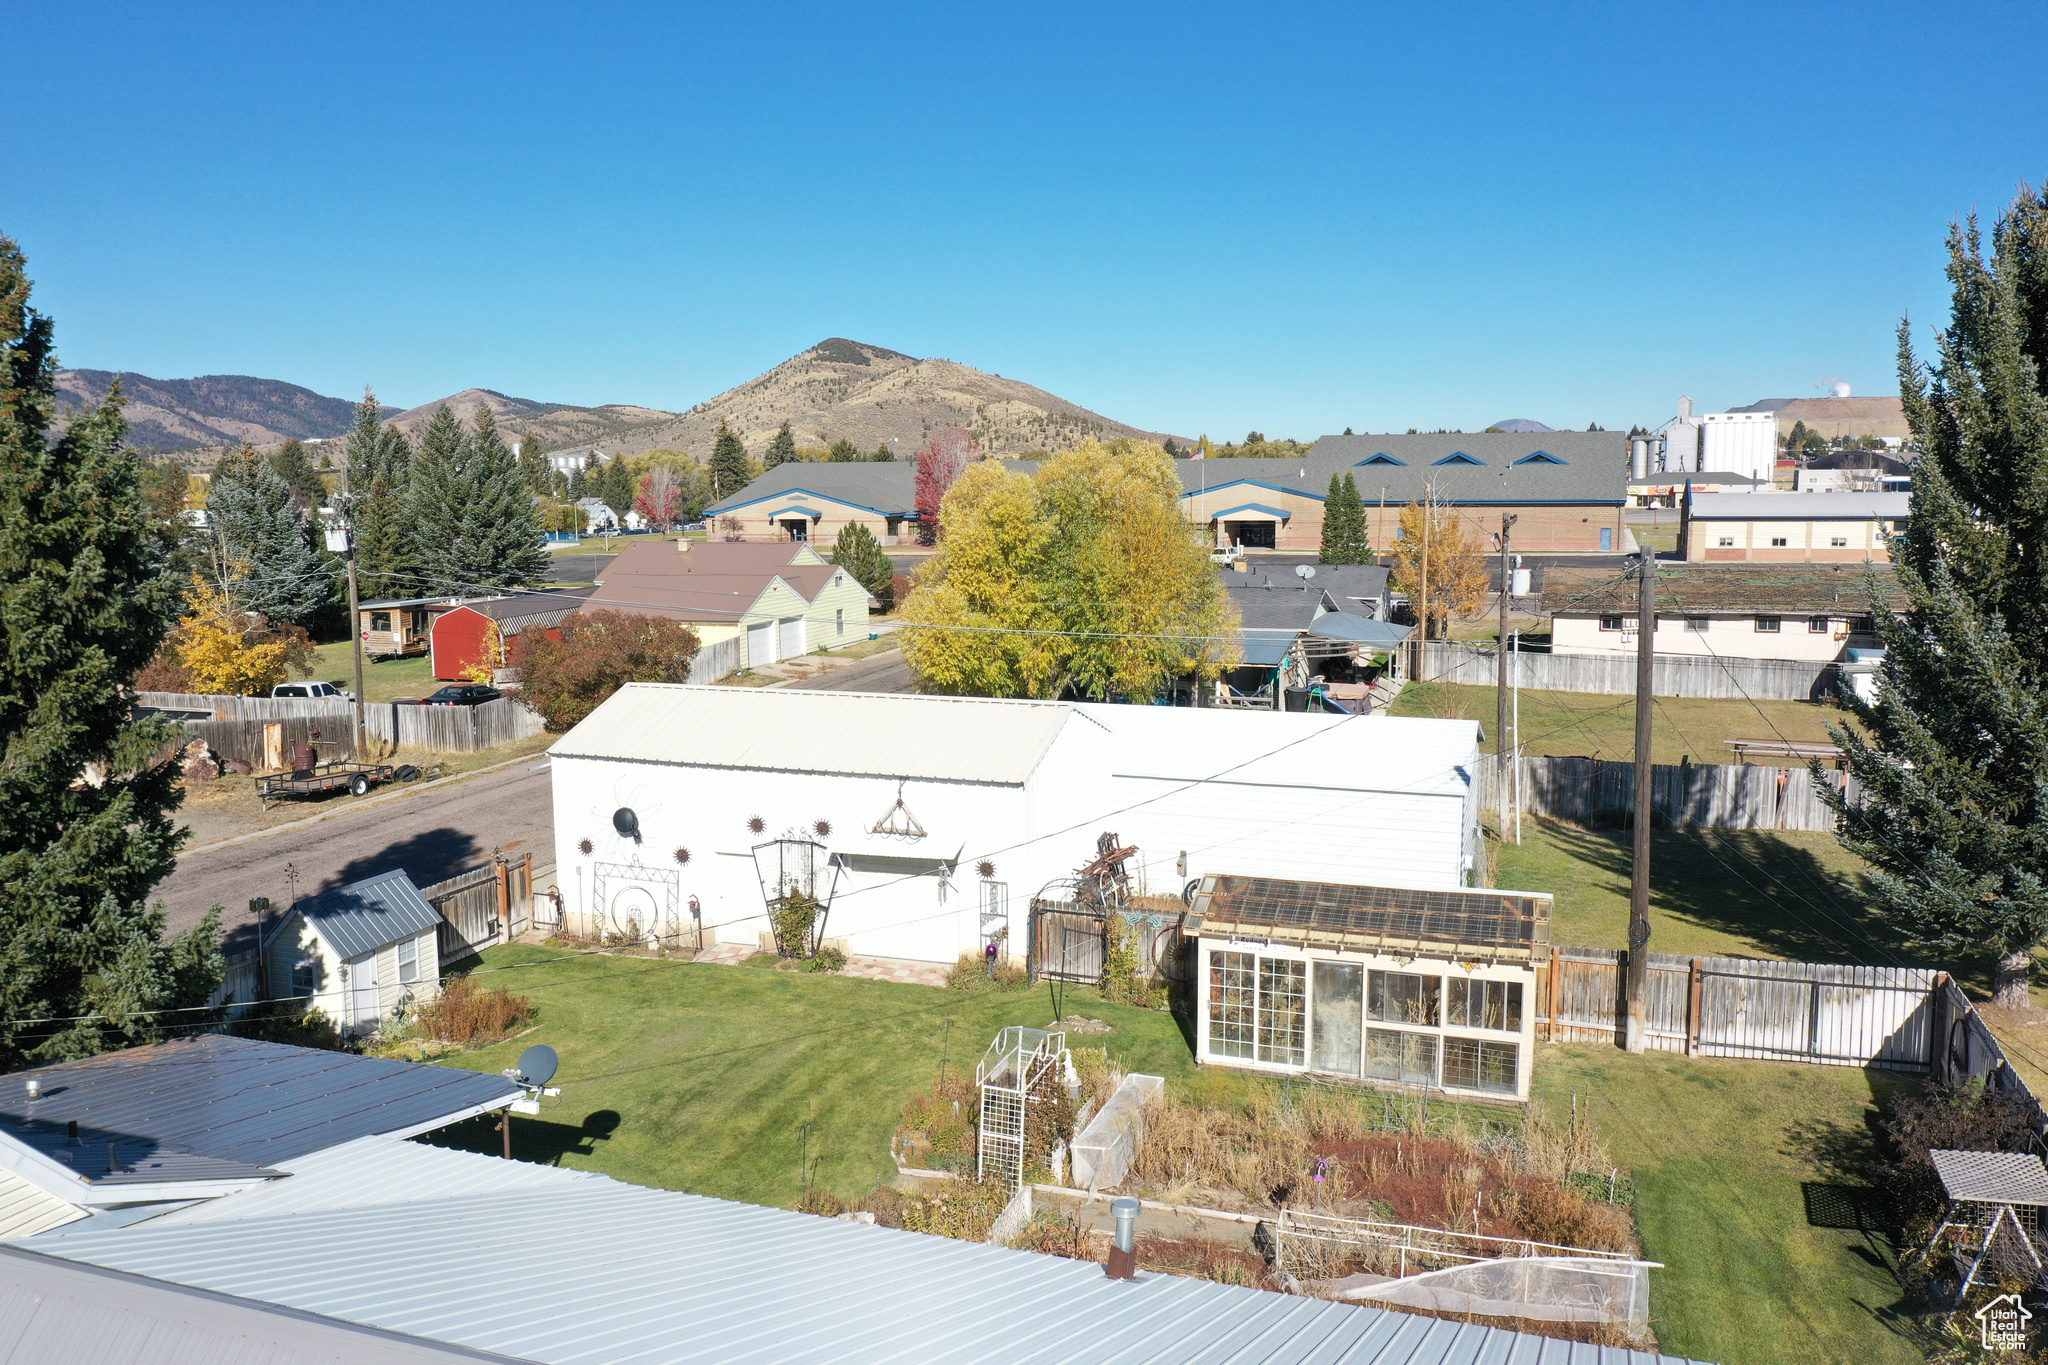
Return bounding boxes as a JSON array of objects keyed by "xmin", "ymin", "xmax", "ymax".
[
  {"xmin": 1487, "ymin": 418, "xmax": 1554, "ymax": 433},
  {"xmin": 52, "ymin": 370, "xmax": 393, "ymax": 455}
]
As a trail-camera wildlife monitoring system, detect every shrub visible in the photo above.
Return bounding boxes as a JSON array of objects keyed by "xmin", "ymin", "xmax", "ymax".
[
  {"xmin": 1877, "ymin": 1078, "xmax": 2040, "ymax": 1233},
  {"xmin": 770, "ymin": 887, "xmax": 822, "ymax": 958},
  {"xmin": 1100, "ymin": 914, "xmax": 1160, "ymax": 1007},
  {"xmin": 803, "ymin": 945, "xmax": 848, "ymax": 973},
  {"xmin": 234, "ymin": 1001, "xmax": 346, "ymax": 1050},
  {"xmin": 509, "ymin": 609, "xmax": 702, "ymax": 731},
  {"xmin": 901, "ymin": 1176, "xmax": 1012, "ymax": 1240},
  {"xmin": 413, "ymin": 976, "xmax": 534, "ymax": 1046},
  {"xmin": 945, "ymin": 951, "xmax": 1027, "ymax": 991}
]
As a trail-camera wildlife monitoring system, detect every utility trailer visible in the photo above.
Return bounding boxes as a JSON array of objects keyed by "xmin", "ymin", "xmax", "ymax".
[{"xmin": 256, "ymin": 760, "xmax": 416, "ymax": 808}]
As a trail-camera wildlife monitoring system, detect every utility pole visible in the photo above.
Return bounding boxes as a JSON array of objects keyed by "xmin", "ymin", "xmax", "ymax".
[
  {"xmin": 338, "ymin": 468, "xmax": 368, "ymax": 757},
  {"xmin": 1624, "ymin": 547, "xmax": 1655, "ymax": 1054},
  {"xmin": 1415, "ymin": 484, "xmax": 1432, "ymax": 682},
  {"xmin": 1495, "ymin": 513, "xmax": 1518, "ymax": 826}
]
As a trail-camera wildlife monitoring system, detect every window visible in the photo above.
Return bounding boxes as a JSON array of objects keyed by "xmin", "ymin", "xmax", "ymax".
[
  {"xmin": 397, "ymin": 936, "xmax": 419, "ymax": 985},
  {"xmin": 1830, "ymin": 537, "xmax": 1848, "ymax": 548},
  {"xmin": 1716, "ymin": 536, "xmax": 1735, "ymax": 547},
  {"xmin": 1852, "ymin": 616, "xmax": 1876, "ymax": 634},
  {"xmin": 1367, "ymin": 970, "xmax": 1439, "ymax": 1025},
  {"xmin": 1809, "ymin": 616, "xmax": 1831, "ymax": 633},
  {"xmin": 1257, "ymin": 958, "xmax": 1306, "ymax": 1065},
  {"xmin": 1366, "ymin": 1029, "xmax": 1438, "ymax": 1086},
  {"xmin": 1207, "ymin": 951, "xmax": 1255, "ymax": 1059},
  {"xmin": 1311, "ymin": 961, "xmax": 1363, "ymax": 1075},
  {"xmin": 1755, "ymin": 616, "xmax": 1781, "ymax": 633},
  {"xmin": 1598, "ymin": 616, "xmax": 1624, "ymax": 632},
  {"xmin": 835, "ymin": 608, "xmax": 846, "ymax": 637},
  {"xmin": 290, "ymin": 959, "xmax": 317, "ymax": 995},
  {"xmin": 1769, "ymin": 536, "xmax": 1789, "ymax": 547},
  {"xmin": 369, "ymin": 611, "xmax": 392, "ymax": 632},
  {"xmin": 1446, "ymin": 978, "xmax": 1522, "ymax": 1032},
  {"xmin": 1514, "ymin": 451, "xmax": 1565, "ymax": 465},
  {"xmin": 1684, "ymin": 616, "xmax": 1709, "ymax": 632},
  {"xmin": 1357, "ymin": 453, "xmax": 1406, "ymax": 467},
  {"xmin": 1433, "ymin": 452, "xmax": 1483, "ymax": 466},
  {"xmin": 1443, "ymin": 1037, "xmax": 1519, "ymax": 1095}
]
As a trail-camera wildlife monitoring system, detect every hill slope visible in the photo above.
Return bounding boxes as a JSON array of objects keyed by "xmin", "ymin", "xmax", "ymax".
[{"xmin": 52, "ymin": 371, "xmax": 391, "ymax": 453}]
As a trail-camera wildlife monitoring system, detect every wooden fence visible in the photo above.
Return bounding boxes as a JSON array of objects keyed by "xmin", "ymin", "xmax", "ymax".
[
  {"xmin": 422, "ymin": 855, "xmax": 533, "ymax": 964},
  {"xmin": 692, "ymin": 634, "xmax": 741, "ymax": 684},
  {"xmin": 1537, "ymin": 946, "xmax": 1939, "ymax": 1070},
  {"xmin": 1422, "ymin": 641, "xmax": 1841, "ymax": 702},
  {"xmin": 364, "ymin": 698, "xmax": 545, "ymax": 752},
  {"xmin": 1485, "ymin": 755, "xmax": 1856, "ymax": 831},
  {"xmin": 139, "ymin": 691, "xmax": 543, "ymax": 758}
]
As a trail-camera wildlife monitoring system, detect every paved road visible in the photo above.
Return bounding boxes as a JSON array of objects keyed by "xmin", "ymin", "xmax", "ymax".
[
  {"xmin": 786, "ymin": 649, "xmax": 917, "ymax": 693},
  {"xmin": 160, "ymin": 762, "xmax": 556, "ymax": 956},
  {"xmin": 548, "ymin": 553, "xmax": 616, "ymax": 583}
]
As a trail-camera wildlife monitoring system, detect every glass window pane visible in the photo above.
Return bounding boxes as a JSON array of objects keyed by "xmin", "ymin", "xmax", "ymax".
[
  {"xmin": 1366, "ymin": 1028, "xmax": 1436, "ymax": 1086},
  {"xmin": 1444, "ymin": 1038, "xmax": 1518, "ymax": 1094},
  {"xmin": 1311, "ymin": 961, "xmax": 1362, "ymax": 1076},
  {"xmin": 1479, "ymin": 1041, "xmax": 1518, "ymax": 1094},
  {"xmin": 1367, "ymin": 970, "xmax": 1439, "ymax": 1025},
  {"xmin": 1401, "ymin": 1032, "xmax": 1437, "ymax": 1086},
  {"xmin": 1207, "ymin": 951, "xmax": 1256, "ymax": 1059},
  {"xmin": 1257, "ymin": 958, "xmax": 1306, "ymax": 1066},
  {"xmin": 1504, "ymin": 982, "xmax": 1522, "ymax": 1033}
]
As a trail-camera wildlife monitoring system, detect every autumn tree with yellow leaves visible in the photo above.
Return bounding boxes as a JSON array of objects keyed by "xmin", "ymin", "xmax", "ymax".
[
  {"xmin": 1388, "ymin": 494, "xmax": 1489, "ymax": 639},
  {"xmin": 167, "ymin": 561, "xmax": 316, "ymax": 696},
  {"xmin": 902, "ymin": 440, "xmax": 1239, "ymax": 700}
]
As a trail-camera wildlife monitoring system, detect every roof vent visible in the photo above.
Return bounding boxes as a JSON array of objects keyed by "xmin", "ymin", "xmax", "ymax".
[
  {"xmin": 1106, "ymin": 1198, "xmax": 1141, "ymax": 1279},
  {"xmin": 23, "ymin": 1078, "xmax": 40, "ymax": 1100}
]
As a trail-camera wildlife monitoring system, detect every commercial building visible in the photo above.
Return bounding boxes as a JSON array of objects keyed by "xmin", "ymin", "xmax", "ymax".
[
  {"xmin": 1683, "ymin": 491, "xmax": 1908, "ymax": 563},
  {"xmin": 1545, "ymin": 565, "xmax": 1905, "ymax": 661}
]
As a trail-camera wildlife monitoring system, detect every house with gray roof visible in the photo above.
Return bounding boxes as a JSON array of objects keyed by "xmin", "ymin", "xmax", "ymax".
[
  {"xmin": 259, "ymin": 870, "xmax": 445, "ymax": 1033},
  {"xmin": 705, "ymin": 433, "xmax": 1629, "ymax": 555}
]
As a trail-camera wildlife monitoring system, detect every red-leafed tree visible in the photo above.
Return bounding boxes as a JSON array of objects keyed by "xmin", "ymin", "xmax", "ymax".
[
  {"xmin": 508, "ymin": 610, "xmax": 701, "ymax": 730},
  {"xmin": 634, "ymin": 466, "xmax": 682, "ymax": 531},
  {"xmin": 913, "ymin": 427, "xmax": 973, "ymax": 546}
]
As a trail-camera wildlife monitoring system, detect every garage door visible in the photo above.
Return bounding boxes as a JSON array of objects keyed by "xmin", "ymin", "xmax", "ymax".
[
  {"xmin": 778, "ymin": 616, "xmax": 806, "ymax": 658},
  {"xmin": 747, "ymin": 620, "xmax": 776, "ymax": 665}
]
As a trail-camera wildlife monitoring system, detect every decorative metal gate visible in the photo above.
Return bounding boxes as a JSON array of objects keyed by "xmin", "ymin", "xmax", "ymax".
[{"xmin": 591, "ymin": 862, "xmax": 682, "ymax": 949}]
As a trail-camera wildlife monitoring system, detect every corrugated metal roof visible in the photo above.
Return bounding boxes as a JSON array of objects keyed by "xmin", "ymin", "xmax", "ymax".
[
  {"xmin": 0, "ymin": 1169, "xmax": 84, "ymax": 1241},
  {"xmin": 551, "ymin": 684, "xmax": 1076, "ymax": 785},
  {"xmin": 26, "ymin": 1178, "xmax": 1710, "ymax": 1365},
  {"xmin": 0, "ymin": 1246, "xmax": 530, "ymax": 1364},
  {"xmin": 285, "ymin": 869, "xmax": 444, "ymax": 961},
  {"xmin": 1081, "ymin": 704, "xmax": 1477, "ymax": 798},
  {"xmin": 139, "ymin": 1135, "xmax": 616, "ymax": 1227},
  {"xmin": 1306, "ymin": 611, "xmax": 1411, "ymax": 649},
  {"xmin": 0, "ymin": 1036, "xmax": 521, "ymax": 1168}
]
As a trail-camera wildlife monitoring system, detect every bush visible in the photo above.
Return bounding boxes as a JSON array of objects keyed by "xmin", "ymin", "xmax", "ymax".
[
  {"xmin": 233, "ymin": 1001, "xmax": 346, "ymax": 1050},
  {"xmin": 769, "ymin": 887, "xmax": 822, "ymax": 958},
  {"xmin": 945, "ymin": 951, "xmax": 1027, "ymax": 991},
  {"xmin": 1100, "ymin": 914, "xmax": 1160, "ymax": 1008},
  {"xmin": 901, "ymin": 1176, "xmax": 1012, "ymax": 1240},
  {"xmin": 413, "ymin": 976, "xmax": 534, "ymax": 1046},
  {"xmin": 509, "ymin": 609, "xmax": 702, "ymax": 731},
  {"xmin": 1878, "ymin": 1078, "xmax": 2041, "ymax": 1234},
  {"xmin": 802, "ymin": 945, "xmax": 848, "ymax": 973}
]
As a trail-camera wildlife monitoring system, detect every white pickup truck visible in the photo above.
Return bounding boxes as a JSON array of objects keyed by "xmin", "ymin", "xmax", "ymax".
[{"xmin": 271, "ymin": 681, "xmax": 355, "ymax": 701}]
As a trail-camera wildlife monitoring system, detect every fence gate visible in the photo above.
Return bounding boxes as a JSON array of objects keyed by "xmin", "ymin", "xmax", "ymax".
[
  {"xmin": 1029, "ymin": 900, "xmax": 1105, "ymax": 983},
  {"xmin": 1694, "ymin": 961, "xmax": 1935, "ymax": 1068},
  {"xmin": 425, "ymin": 865, "xmax": 504, "ymax": 963}
]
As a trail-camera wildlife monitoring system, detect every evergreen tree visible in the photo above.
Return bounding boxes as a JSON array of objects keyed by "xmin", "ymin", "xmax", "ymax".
[
  {"xmin": 342, "ymin": 391, "xmax": 416, "ymax": 598},
  {"xmin": 268, "ymin": 438, "xmax": 326, "ymax": 511},
  {"xmin": 0, "ymin": 234, "xmax": 223, "ymax": 1065},
  {"xmin": 827, "ymin": 438, "xmax": 861, "ymax": 463},
  {"xmin": 709, "ymin": 420, "xmax": 751, "ymax": 501},
  {"xmin": 871, "ymin": 442, "xmax": 893, "ymax": 462},
  {"xmin": 1318, "ymin": 472, "xmax": 1369, "ymax": 564},
  {"xmin": 517, "ymin": 432, "xmax": 549, "ymax": 493},
  {"xmin": 567, "ymin": 465, "xmax": 587, "ymax": 498},
  {"xmin": 412, "ymin": 407, "xmax": 548, "ymax": 594},
  {"xmin": 764, "ymin": 421, "xmax": 798, "ymax": 469},
  {"xmin": 597, "ymin": 456, "xmax": 634, "ymax": 516},
  {"xmin": 208, "ymin": 445, "xmax": 330, "ymax": 624},
  {"xmin": 1826, "ymin": 187, "xmax": 2048, "ymax": 1009},
  {"xmin": 829, "ymin": 522, "xmax": 895, "ymax": 603}
]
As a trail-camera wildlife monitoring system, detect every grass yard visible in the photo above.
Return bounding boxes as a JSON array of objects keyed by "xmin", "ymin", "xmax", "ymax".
[
  {"xmin": 305, "ymin": 641, "xmax": 439, "ymax": 704},
  {"xmin": 1392, "ymin": 679, "xmax": 1856, "ymax": 767},
  {"xmin": 429, "ymin": 948, "xmax": 1210, "ymax": 1207},
  {"xmin": 1544, "ymin": 1044, "xmax": 1920, "ymax": 1365}
]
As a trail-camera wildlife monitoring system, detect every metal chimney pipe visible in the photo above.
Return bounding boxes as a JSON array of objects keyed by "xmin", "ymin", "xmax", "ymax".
[
  {"xmin": 1106, "ymin": 1197, "xmax": 1141, "ymax": 1279},
  {"xmin": 65, "ymin": 1121, "xmax": 80, "ymax": 1147}
]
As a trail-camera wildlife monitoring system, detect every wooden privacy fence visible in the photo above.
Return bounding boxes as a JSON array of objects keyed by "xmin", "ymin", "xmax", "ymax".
[
  {"xmin": 139, "ymin": 691, "xmax": 543, "ymax": 756},
  {"xmin": 363, "ymin": 698, "xmax": 545, "ymax": 752},
  {"xmin": 1486, "ymin": 755, "xmax": 1857, "ymax": 831},
  {"xmin": 692, "ymin": 635, "xmax": 741, "ymax": 684},
  {"xmin": 423, "ymin": 855, "xmax": 533, "ymax": 963},
  {"xmin": 1537, "ymin": 946, "xmax": 1940, "ymax": 1070},
  {"xmin": 1422, "ymin": 641, "xmax": 1841, "ymax": 702}
]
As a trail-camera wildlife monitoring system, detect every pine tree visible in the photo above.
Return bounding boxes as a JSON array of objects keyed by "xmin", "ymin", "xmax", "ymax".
[
  {"xmin": 567, "ymin": 464, "xmax": 588, "ymax": 499},
  {"xmin": 0, "ymin": 234, "xmax": 223, "ymax": 1064},
  {"xmin": 207, "ymin": 445, "xmax": 330, "ymax": 624},
  {"xmin": 709, "ymin": 421, "xmax": 751, "ymax": 501},
  {"xmin": 597, "ymin": 456, "xmax": 634, "ymax": 516},
  {"xmin": 1825, "ymin": 188, "xmax": 2048, "ymax": 1009},
  {"xmin": 414, "ymin": 407, "xmax": 548, "ymax": 594},
  {"xmin": 268, "ymin": 438, "xmax": 326, "ymax": 511},
  {"xmin": 827, "ymin": 439, "xmax": 861, "ymax": 463},
  {"xmin": 516, "ymin": 433, "xmax": 549, "ymax": 493},
  {"xmin": 829, "ymin": 522, "xmax": 895, "ymax": 602},
  {"xmin": 341, "ymin": 392, "xmax": 416, "ymax": 598},
  {"xmin": 765, "ymin": 421, "xmax": 798, "ymax": 469},
  {"xmin": 1319, "ymin": 473, "xmax": 1348, "ymax": 563},
  {"xmin": 1318, "ymin": 472, "xmax": 1369, "ymax": 564}
]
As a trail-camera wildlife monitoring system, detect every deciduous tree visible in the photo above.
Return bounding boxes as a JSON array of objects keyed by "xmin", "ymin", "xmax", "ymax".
[
  {"xmin": 1388, "ymin": 494, "xmax": 1488, "ymax": 638},
  {"xmin": 0, "ymin": 234, "xmax": 223, "ymax": 1063},
  {"xmin": 1824, "ymin": 186, "xmax": 2048, "ymax": 1009},
  {"xmin": 635, "ymin": 465, "xmax": 682, "ymax": 530},
  {"xmin": 509, "ymin": 610, "xmax": 701, "ymax": 730},
  {"xmin": 913, "ymin": 428, "xmax": 972, "ymax": 547},
  {"xmin": 175, "ymin": 571, "xmax": 292, "ymax": 695}
]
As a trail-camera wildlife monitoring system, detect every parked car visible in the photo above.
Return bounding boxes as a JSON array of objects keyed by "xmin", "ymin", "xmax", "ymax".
[
  {"xmin": 272, "ymin": 681, "xmax": 355, "ymax": 701},
  {"xmin": 419, "ymin": 684, "xmax": 501, "ymax": 707}
]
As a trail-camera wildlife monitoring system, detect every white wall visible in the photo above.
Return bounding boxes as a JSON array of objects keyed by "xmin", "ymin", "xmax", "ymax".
[
  {"xmin": 1699, "ymin": 412, "xmax": 1777, "ymax": 483},
  {"xmin": 1553, "ymin": 612, "xmax": 1865, "ymax": 661}
]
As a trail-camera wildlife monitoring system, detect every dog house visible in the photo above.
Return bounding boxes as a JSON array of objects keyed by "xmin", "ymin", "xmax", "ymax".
[{"xmin": 1187, "ymin": 874, "xmax": 1552, "ymax": 1102}]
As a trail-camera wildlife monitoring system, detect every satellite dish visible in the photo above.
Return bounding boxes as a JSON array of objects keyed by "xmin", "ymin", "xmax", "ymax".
[
  {"xmin": 515, "ymin": 1045, "xmax": 558, "ymax": 1089},
  {"xmin": 612, "ymin": 807, "xmax": 640, "ymax": 841},
  {"xmin": 1295, "ymin": 564, "xmax": 1316, "ymax": 580}
]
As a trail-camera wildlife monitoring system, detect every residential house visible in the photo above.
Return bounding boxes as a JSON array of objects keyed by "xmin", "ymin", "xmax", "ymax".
[
  {"xmin": 355, "ymin": 597, "xmax": 463, "ymax": 660},
  {"xmin": 701, "ymin": 433, "xmax": 1631, "ymax": 555},
  {"xmin": 1545, "ymin": 564, "xmax": 1905, "ymax": 662},
  {"xmin": 428, "ymin": 587, "xmax": 596, "ymax": 680},
  {"xmin": 259, "ymin": 870, "xmax": 445, "ymax": 1032},
  {"xmin": 1683, "ymin": 491, "xmax": 1908, "ymax": 562},
  {"xmin": 0, "ymin": 1036, "xmax": 521, "ymax": 1238},
  {"xmin": 16, "ymin": 1130, "xmax": 1697, "ymax": 1365},
  {"xmin": 1189, "ymin": 874, "xmax": 1550, "ymax": 1102},
  {"xmin": 547, "ymin": 685, "xmax": 1483, "ymax": 965},
  {"xmin": 1218, "ymin": 566, "xmax": 1408, "ymax": 708},
  {"xmin": 593, "ymin": 538, "xmax": 875, "ymax": 668},
  {"xmin": 574, "ymin": 497, "xmax": 621, "ymax": 532}
]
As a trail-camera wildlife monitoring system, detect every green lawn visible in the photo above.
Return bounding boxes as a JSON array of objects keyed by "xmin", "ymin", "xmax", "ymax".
[
  {"xmin": 1545, "ymin": 1044, "xmax": 1919, "ymax": 1365},
  {"xmin": 306, "ymin": 641, "xmax": 439, "ymax": 704},
  {"xmin": 430, "ymin": 949, "xmax": 1202, "ymax": 1207},
  {"xmin": 1392, "ymin": 680, "xmax": 1855, "ymax": 767}
]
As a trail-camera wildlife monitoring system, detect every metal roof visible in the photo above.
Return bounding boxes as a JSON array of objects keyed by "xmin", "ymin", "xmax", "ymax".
[
  {"xmin": 1306, "ymin": 611, "xmax": 1412, "ymax": 649},
  {"xmin": 1931, "ymin": 1149, "xmax": 2048, "ymax": 1205},
  {"xmin": 550, "ymin": 684, "xmax": 1076, "ymax": 785},
  {"xmin": 0, "ymin": 1036, "xmax": 522, "ymax": 1170},
  {"xmin": 24, "ymin": 1176, "xmax": 1707, "ymax": 1365},
  {"xmin": 0, "ymin": 1169, "xmax": 84, "ymax": 1241},
  {"xmin": 279, "ymin": 869, "xmax": 445, "ymax": 961},
  {"xmin": 1190, "ymin": 874, "xmax": 1553, "ymax": 960},
  {"xmin": 704, "ymin": 464, "xmax": 922, "ymax": 517},
  {"xmin": 1544, "ymin": 565, "xmax": 1906, "ymax": 618},
  {"xmin": 1685, "ymin": 491, "xmax": 1909, "ymax": 520},
  {"xmin": 1085, "ymin": 705, "xmax": 1477, "ymax": 799},
  {"xmin": 0, "ymin": 1245, "xmax": 530, "ymax": 1365}
]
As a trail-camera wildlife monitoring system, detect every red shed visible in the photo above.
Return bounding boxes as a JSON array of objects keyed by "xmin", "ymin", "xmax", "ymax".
[{"xmin": 429, "ymin": 589, "xmax": 596, "ymax": 680}]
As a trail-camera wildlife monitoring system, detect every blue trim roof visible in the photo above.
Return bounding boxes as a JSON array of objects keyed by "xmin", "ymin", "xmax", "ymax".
[
  {"xmin": 766, "ymin": 506, "xmax": 825, "ymax": 519},
  {"xmin": 1356, "ymin": 453, "xmax": 1406, "ymax": 466},
  {"xmin": 1514, "ymin": 451, "xmax": 1566, "ymax": 465},
  {"xmin": 713, "ymin": 486, "xmax": 899, "ymax": 518},
  {"xmin": 1433, "ymin": 452, "xmax": 1484, "ymax": 466},
  {"xmin": 284, "ymin": 870, "xmax": 442, "ymax": 961},
  {"xmin": 1209, "ymin": 503, "xmax": 1293, "ymax": 521},
  {"xmin": 1181, "ymin": 478, "xmax": 1324, "ymax": 502}
]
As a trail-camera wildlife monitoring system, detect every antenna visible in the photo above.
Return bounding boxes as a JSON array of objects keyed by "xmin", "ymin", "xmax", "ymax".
[{"xmin": 514, "ymin": 1045, "xmax": 559, "ymax": 1088}]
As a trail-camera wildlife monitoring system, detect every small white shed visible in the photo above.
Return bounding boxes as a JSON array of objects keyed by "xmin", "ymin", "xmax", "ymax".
[
  {"xmin": 547, "ymin": 686, "xmax": 1484, "ymax": 967},
  {"xmin": 261, "ymin": 870, "xmax": 443, "ymax": 1032}
]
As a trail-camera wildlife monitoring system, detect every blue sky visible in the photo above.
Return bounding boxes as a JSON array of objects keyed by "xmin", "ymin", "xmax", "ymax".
[{"xmin": 8, "ymin": 2, "xmax": 2045, "ymax": 439}]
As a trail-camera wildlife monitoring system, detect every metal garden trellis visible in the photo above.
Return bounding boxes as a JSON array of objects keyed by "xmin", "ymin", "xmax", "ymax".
[
  {"xmin": 974, "ymin": 1027, "xmax": 1070, "ymax": 1193},
  {"xmin": 751, "ymin": 835, "xmax": 840, "ymax": 957}
]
